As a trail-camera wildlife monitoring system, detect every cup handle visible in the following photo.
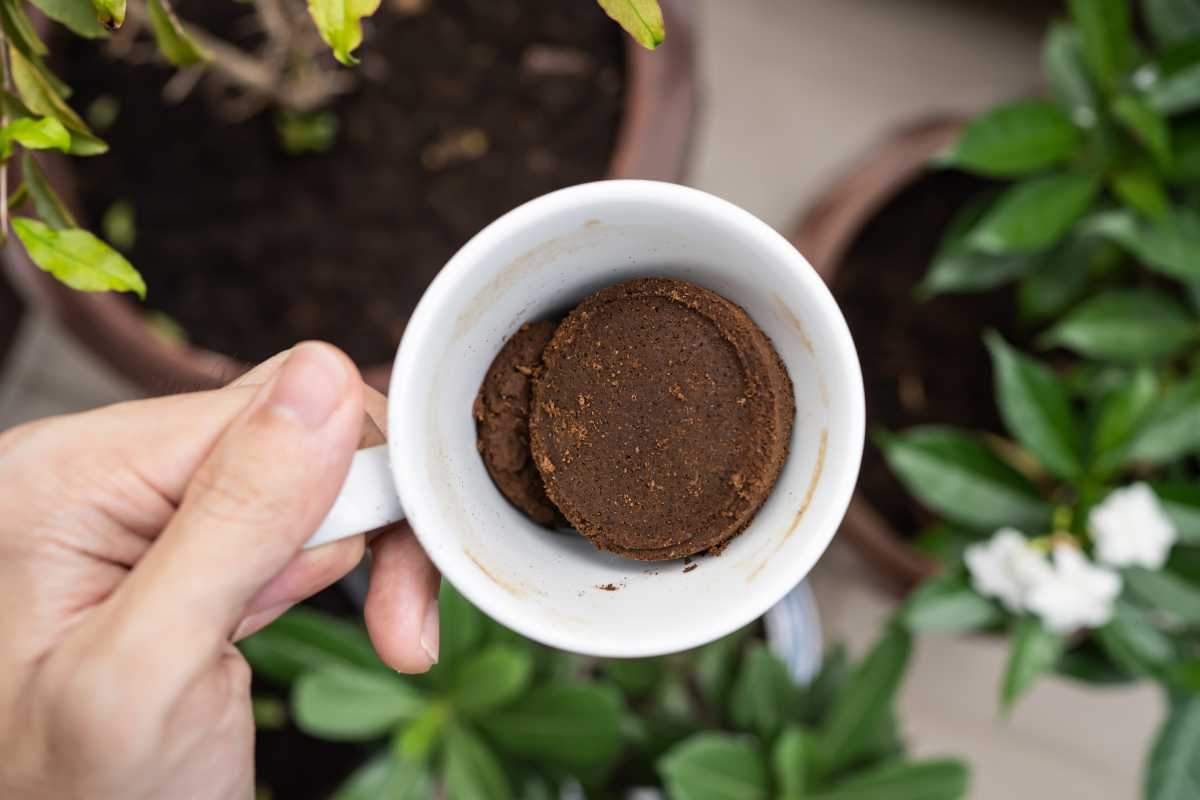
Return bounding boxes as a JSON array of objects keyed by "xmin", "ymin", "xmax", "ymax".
[{"xmin": 303, "ymin": 445, "xmax": 405, "ymax": 549}]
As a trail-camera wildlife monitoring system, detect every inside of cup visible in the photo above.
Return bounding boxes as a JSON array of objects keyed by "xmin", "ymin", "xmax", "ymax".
[{"xmin": 391, "ymin": 181, "xmax": 863, "ymax": 657}]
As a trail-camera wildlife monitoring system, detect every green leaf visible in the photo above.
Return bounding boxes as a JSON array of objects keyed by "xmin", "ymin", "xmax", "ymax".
[
  {"xmin": 28, "ymin": 0, "xmax": 108, "ymax": 37},
  {"xmin": 146, "ymin": 0, "xmax": 208, "ymax": 66},
  {"xmin": 694, "ymin": 626, "xmax": 753, "ymax": 711},
  {"xmin": 1001, "ymin": 617, "xmax": 1063, "ymax": 710},
  {"xmin": 1148, "ymin": 62, "xmax": 1200, "ymax": 115},
  {"xmin": 1125, "ymin": 374, "xmax": 1200, "ymax": 464},
  {"xmin": 1017, "ymin": 235, "xmax": 1110, "ymax": 321},
  {"xmin": 394, "ymin": 703, "xmax": 448, "ymax": 764},
  {"xmin": 935, "ymin": 100, "xmax": 1081, "ymax": 177},
  {"xmin": 820, "ymin": 625, "xmax": 912, "ymax": 775},
  {"xmin": 1045, "ymin": 22, "xmax": 1099, "ymax": 127},
  {"xmin": 1056, "ymin": 641, "xmax": 1137, "ymax": 685},
  {"xmin": 1095, "ymin": 600, "xmax": 1175, "ymax": 677},
  {"xmin": 1113, "ymin": 93, "xmax": 1172, "ymax": 164},
  {"xmin": 1069, "ymin": 0, "xmax": 1132, "ymax": 91},
  {"xmin": 1088, "ymin": 208, "xmax": 1200, "ymax": 281},
  {"xmin": 91, "ymin": 0, "xmax": 124, "ymax": 28},
  {"xmin": 8, "ymin": 49, "xmax": 105, "ymax": 155},
  {"xmin": 1146, "ymin": 696, "xmax": 1200, "ymax": 800},
  {"xmin": 451, "ymin": 645, "xmax": 533, "ymax": 717},
  {"xmin": 604, "ymin": 657, "xmax": 663, "ymax": 697},
  {"xmin": 658, "ymin": 733, "xmax": 769, "ymax": 800},
  {"xmin": 1090, "ymin": 367, "xmax": 1157, "ymax": 473},
  {"xmin": 20, "ymin": 152, "xmax": 75, "ymax": 230},
  {"xmin": 800, "ymin": 644, "xmax": 849, "ymax": 727},
  {"xmin": 1146, "ymin": 0, "xmax": 1200, "ymax": 45},
  {"xmin": 306, "ymin": 0, "xmax": 382, "ymax": 66},
  {"xmin": 0, "ymin": 2, "xmax": 47, "ymax": 58},
  {"xmin": 480, "ymin": 684, "xmax": 623, "ymax": 772},
  {"xmin": 293, "ymin": 665, "xmax": 426, "ymax": 741},
  {"xmin": 878, "ymin": 426, "xmax": 1052, "ymax": 532},
  {"xmin": 986, "ymin": 332, "xmax": 1082, "ymax": 479},
  {"xmin": 1110, "ymin": 166, "xmax": 1170, "ymax": 220},
  {"xmin": 238, "ymin": 607, "xmax": 385, "ymax": 684},
  {"xmin": 772, "ymin": 727, "xmax": 811, "ymax": 800},
  {"xmin": 0, "ymin": 116, "xmax": 69, "ymax": 158},
  {"xmin": 597, "ymin": 0, "xmax": 665, "ymax": 50},
  {"xmin": 1152, "ymin": 482, "xmax": 1200, "ymax": 544},
  {"xmin": 439, "ymin": 581, "xmax": 484, "ymax": 672},
  {"xmin": 1125, "ymin": 567, "xmax": 1200, "ymax": 623},
  {"xmin": 1040, "ymin": 289, "xmax": 1197, "ymax": 363},
  {"xmin": 12, "ymin": 217, "xmax": 144, "ymax": 299},
  {"xmin": 967, "ymin": 173, "xmax": 1100, "ymax": 255},
  {"xmin": 333, "ymin": 754, "xmax": 432, "ymax": 800},
  {"xmin": 728, "ymin": 644, "xmax": 799, "ymax": 741},
  {"xmin": 919, "ymin": 192, "xmax": 1038, "ymax": 297},
  {"xmin": 901, "ymin": 573, "xmax": 1002, "ymax": 634},
  {"xmin": 443, "ymin": 724, "xmax": 512, "ymax": 800},
  {"xmin": 809, "ymin": 759, "xmax": 970, "ymax": 800}
]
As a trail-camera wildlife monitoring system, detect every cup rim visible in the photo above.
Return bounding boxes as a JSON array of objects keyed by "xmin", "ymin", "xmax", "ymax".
[{"xmin": 388, "ymin": 179, "xmax": 865, "ymax": 656}]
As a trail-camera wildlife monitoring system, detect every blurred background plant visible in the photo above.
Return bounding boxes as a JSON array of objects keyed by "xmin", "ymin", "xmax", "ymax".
[
  {"xmin": 241, "ymin": 583, "xmax": 968, "ymax": 800},
  {"xmin": 876, "ymin": 1, "xmax": 1200, "ymax": 797}
]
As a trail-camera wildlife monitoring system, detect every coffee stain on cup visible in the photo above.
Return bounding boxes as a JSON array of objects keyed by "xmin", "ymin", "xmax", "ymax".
[{"xmin": 747, "ymin": 427, "xmax": 827, "ymax": 582}]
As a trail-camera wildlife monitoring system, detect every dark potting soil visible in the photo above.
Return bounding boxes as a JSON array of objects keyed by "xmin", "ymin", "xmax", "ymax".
[
  {"xmin": 60, "ymin": 0, "xmax": 625, "ymax": 366},
  {"xmin": 831, "ymin": 171, "xmax": 1029, "ymax": 539}
]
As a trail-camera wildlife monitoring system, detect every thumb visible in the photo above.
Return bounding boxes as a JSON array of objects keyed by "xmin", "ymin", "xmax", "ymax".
[{"xmin": 113, "ymin": 342, "xmax": 365, "ymax": 653}]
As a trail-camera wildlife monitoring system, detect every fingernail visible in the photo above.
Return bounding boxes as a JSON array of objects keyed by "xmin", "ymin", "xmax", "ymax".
[
  {"xmin": 419, "ymin": 599, "xmax": 440, "ymax": 666},
  {"xmin": 268, "ymin": 342, "xmax": 349, "ymax": 427},
  {"xmin": 232, "ymin": 602, "xmax": 290, "ymax": 641}
]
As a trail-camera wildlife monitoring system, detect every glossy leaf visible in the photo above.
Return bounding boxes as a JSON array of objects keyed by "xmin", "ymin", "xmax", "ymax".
[
  {"xmin": 293, "ymin": 665, "xmax": 425, "ymax": 741},
  {"xmin": 1146, "ymin": 696, "xmax": 1200, "ymax": 800},
  {"xmin": 28, "ymin": 0, "xmax": 108, "ymax": 37},
  {"xmin": 1110, "ymin": 166, "xmax": 1170, "ymax": 220},
  {"xmin": 443, "ymin": 724, "xmax": 512, "ymax": 800},
  {"xmin": 8, "ymin": 49, "xmax": 105, "ymax": 155},
  {"xmin": 901, "ymin": 572, "xmax": 1002, "ymax": 634},
  {"xmin": 1000, "ymin": 617, "xmax": 1063, "ymax": 710},
  {"xmin": 1146, "ymin": 0, "xmax": 1200, "ymax": 45},
  {"xmin": 333, "ymin": 754, "xmax": 431, "ymax": 800},
  {"xmin": 0, "ymin": 116, "xmax": 69, "ymax": 158},
  {"xmin": 1069, "ymin": 0, "xmax": 1132, "ymax": 91},
  {"xmin": 451, "ymin": 645, "xmax": 533, "ymax": 716},
  {"xmin": 986, "ymin": 332, "xmax": 1081, "ymax": 479},
  {"xmin": 1044, "ymin": 23, "xmax": 1099, "ymax": 126},
  {"xmin": 91, "ymin": 0, "xmax": 124, "ymax": 28},
  {"xmin": 878, "ymin": 427, "xmax": 1052, "ymax": 532},
  {"xmin": 936, "ymin": 100, "xmax": 1080, "ymax": 177},
  {"xmin": 1112, "ymin": 93, "xmax": 1171, "ymax": 164},
  {"xmin": 238, "ymin": 607, "xmax": 385, "ymax": 684},
  {"xmin": 1017, "ymin": 235, "xmax": 1111, "ymax": 321},
  {"xmin": 1090, "ymin": 367, "xmax": 1157, "ymax": 473},
  {"xmin": 480, "ymin": 684, "xmax": 623, "ymax": 772},
  {"xmin": 0, "ymin": 2, "xmax": 47, "ymax": 58},
  {"xmin": 820, "ymin": 625, "xmax": 912, "ymax": 774},
  {"xmin": 658, "ymin": 733, "xmax": 769, "ymax": 800},
  {"xmin": 1125, "ymin": 567, "xmax": 1200, "ymax": 624},
  {"xmin": 967, "ymin": 173, "xmax": 1099, "ymax": 254},
  {"xmin": 597, "ymin": 0, "xmax": 665, "ymax": 50},
  {"xmin": 1124, "ymin": 374, "xmax": 1200, "ymax": 465},
  {"xmin": 809, "ymin": 759, "xmax": 970, "ymax": 800},
  {"xmin": 1088, "ymin": 208, "xmax": 1200, "ymax": 281},
  {"xmin": 1040, "ymin": 289, "xmax": 1197, "ymax": 363},
  {"xmin": 147, "ymin": 0, "xmax": 208, "ymax": 66},
  {"xmin": 1095, "ymin": 600, "xmax": 1175, "ymax": 677},
  {"xmin": 307, "ymin": 0, "xmax": 382, "ymax": 65},
  {"xmin": 771, "ymin": 727, "xmax": 810, "ymax": 800},
  {"xmin": 12, "ymin": 217, "xmax": 144, "ymax": 298},
  {"xmin": 919, "ymin": 192, "xmax": 1036, "ymax": 296},
  {"xmin": 1152, "ymin": 482, "xmax": 1200, "ymax": 544},
  {"xmin": 728, "ymin": 644, "xmax": 798, "ymax": 741}
]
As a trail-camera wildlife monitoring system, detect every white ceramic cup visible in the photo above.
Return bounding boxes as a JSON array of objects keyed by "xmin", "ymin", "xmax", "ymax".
[{"xmin": 305, "ymin": 180, "xmax": 864, "ymax": 658}]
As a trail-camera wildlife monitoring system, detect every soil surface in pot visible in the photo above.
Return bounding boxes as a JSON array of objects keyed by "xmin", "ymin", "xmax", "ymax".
[
  {"xmin": 61, "ymin": 0, "xmax": 625, "ymax": 366},
  {"xmin": 832, "ymin": 171, "xmax": 1028, "ymax": 539}
]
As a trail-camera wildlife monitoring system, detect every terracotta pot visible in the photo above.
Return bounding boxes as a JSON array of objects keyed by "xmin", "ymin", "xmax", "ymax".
[
  {"xmin": 790, "ymin": 116, "xmax": 968, "ymax": 593},
  {"xmin": 4, "ymin": 0, "xmax": 699, "ymax": 394}
]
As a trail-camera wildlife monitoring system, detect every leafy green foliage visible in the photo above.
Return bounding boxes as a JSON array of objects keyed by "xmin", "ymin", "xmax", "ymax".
[
  {"xmin": 28, "ymin": 0, "xmax": 109, "ymax": 38},
  {"xmin": 480, "ymin": 683, "xmax": 624, "ymax": 772},
  {"xmin": 12, "ymin": 217, "xmax": 144, "ymax": 297},
  {"xmin": 1001, "ymin": 617, "xmax": 1063, "ymax": 710},
  {"xmin": 1146, "ymin": 696, "xmax": 1200, "ymax": 800},
  {"xmin": 276, "ymin": 110, "xmax": 338, "ymax": 155},
  {"xmin": 728, "ymin": 644, "xmax": 799, "ymax": 741},
  {"xmin": 1069, "ymin": 0, "xmax": 1132, "ymax": 91},
  {"xmin": 443, "ymin": 723, "xmax": 513, "ymax": 800},
  {"xmin": 658, "ymin": 734, "xmax": 770, "ymax": 800},
  {"xmin": 451, "ymin": 645, "xmax": 534, "ymax": 716},
  {"xmin": 307, "ymin": 0, "xmax": 381, "ymax": 66},
  {"xmin": 146, "ymin": 0, "xmax": 208, "ymax": 66},
  {"xmin": 901, "ymin": 572, "xmax": 1002, "ymax": 634},
  {"xmin": 597, "ymin": 0, "xmax": 665, "ymax": 50},
  {"xmin": 1040, "ymin": 288, "xmax": 1198, "ymax": 363},
  {"xmin": 968, "ymin": 173, "xmax": 1100, "ymax": 254},
  {"xmin": 293, "ymin": 665, "xmax": 426, "ymax": 740},
  {"xmin": 91, "ymin": 0, "xmax": 125, "ymax": 29},
  {"xmin": 935, "ymin": 100, "xmax": 1081, "ymax": 177},
  {"xmin": 0, "ymin": 116, "xmax": 69, "ymax": 158}
]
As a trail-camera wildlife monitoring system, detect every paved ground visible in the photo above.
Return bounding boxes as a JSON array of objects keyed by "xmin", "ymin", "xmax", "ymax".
[{"xmin": 0, "ymin": 2, "xmax": 1159, "ymax": 797}]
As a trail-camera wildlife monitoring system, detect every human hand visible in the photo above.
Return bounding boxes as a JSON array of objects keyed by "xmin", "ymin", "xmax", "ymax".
[{"xmin": 0, "ymin": 342, "xmax": 440, "ymax": 800}]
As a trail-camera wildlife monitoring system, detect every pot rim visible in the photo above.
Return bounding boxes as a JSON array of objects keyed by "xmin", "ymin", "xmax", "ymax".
[
  {"xmin": 3, "ymin": 0, "xmax": 699, "ymax": 394},
  {"xmin": 788, "ymin": 115, "xmax": 968, "ymax": 592}
]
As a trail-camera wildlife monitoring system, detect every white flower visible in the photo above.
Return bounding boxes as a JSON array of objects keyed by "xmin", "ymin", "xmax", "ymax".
[
  {"xmin": 1089, "ymin": 483, "xmax": 1178, "ymax": 570},
  {"xmin": 1025, "ymin": 545, "xmax": 1121, "ymax": 634},
  {"xmin": 965, "ymin": 528, "xmax": 1053, "ymax": 612}
]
